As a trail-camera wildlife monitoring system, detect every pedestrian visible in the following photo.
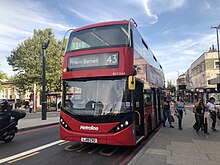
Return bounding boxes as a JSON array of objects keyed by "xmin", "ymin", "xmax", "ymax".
[
  {"xmin": 194, "ymin": 98, "xmax": 208, "ymax": 136},
  {"xmin": 58, "ymin": 101, "xmax": 61, "ymax": 109},
  {"xmin": 162, "ymin": 97, "xmax": 174, "ymax": 128},
  {"xmin": 174, "ymin": 96, "xmax": 186, "ymax": 130},
  {"xmin": 207, "ymin": 97, "xmax": 219, "ymax": 131},
  {"xmin": 193, "ymin": 94, "xmax": 202, "ymax": 129},
  {"xmin": 29, "ymin": 100, "xmax": 33, "ymax": 113}
]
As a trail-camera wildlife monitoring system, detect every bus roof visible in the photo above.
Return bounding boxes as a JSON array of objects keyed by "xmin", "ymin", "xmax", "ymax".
[{"xmin": 72, "ymin": 20, "xmax": 130, "ymax": 33}]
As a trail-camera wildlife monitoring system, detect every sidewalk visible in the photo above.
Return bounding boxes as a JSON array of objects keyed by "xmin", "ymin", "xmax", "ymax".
[
  {"xmin": 129, "ymin": 108, "xmax": 220, "ymax": 165},
  {"xmin": 17, "ymin": 111, "xmax": 60, "ymax": 131}
]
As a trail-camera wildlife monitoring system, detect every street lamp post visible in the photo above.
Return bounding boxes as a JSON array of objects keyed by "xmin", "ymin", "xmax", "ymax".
[
  {"xmin": 177, "ymin": 71, "xmax": 179, "ymax": 90},
  {"xmin": 41, "ymin": 38, "xmax": 50, "ymax": 120},
  {"xmin": 211, "ymin": 24, "xmax": 220, "ymax": 92}
]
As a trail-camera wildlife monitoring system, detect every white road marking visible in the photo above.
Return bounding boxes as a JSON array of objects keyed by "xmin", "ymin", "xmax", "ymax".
[
  {"xmin": 0, "ymin": 140, "xmax": 64, "ymax": 164},
  {"xmin": 58, "ymin": 141, "xmax": 69, "ymax": 146}
]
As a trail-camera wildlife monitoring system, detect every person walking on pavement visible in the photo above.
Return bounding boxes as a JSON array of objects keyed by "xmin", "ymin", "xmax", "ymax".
[
  {"xmin": 174, "ymin": 96, "xmax": 186, "ymax": 130},
  {"xmin": 194, "ymin": 98, "xmax": 208, "ymax": 136},
  {"xmin": 193, "ymin": 93, "xmax": 202, "ymax": 130},
  {"xmin": 162, "ymin": 97, "xmax": 174, "ymax": 128},
  {"xmin": 207, "ymin": 97, "xmax": 219, "ymax": 131},
  {"xmin": 29, "ymin": 100, "xmax": 33, "ymax": 113}
]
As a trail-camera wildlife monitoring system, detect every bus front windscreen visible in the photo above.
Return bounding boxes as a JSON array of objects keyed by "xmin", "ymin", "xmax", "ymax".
[
  {"xmin": 66, "ymin": 24, "xmax": 129, "ymax": 52},
  {"xmin": 63, "ymin": 79, "xmax": 131, "ymax": 116}
]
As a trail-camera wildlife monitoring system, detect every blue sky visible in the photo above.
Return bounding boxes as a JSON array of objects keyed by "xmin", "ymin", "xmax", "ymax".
[{"xmin": 0, "ymin": 0, "xmax": 220, "ymax": 84}]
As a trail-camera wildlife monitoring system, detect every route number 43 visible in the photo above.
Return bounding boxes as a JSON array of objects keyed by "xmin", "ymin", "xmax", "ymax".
[{"xmin": 106, "ymin": 54, "xmax": 118, "ymax": 64}]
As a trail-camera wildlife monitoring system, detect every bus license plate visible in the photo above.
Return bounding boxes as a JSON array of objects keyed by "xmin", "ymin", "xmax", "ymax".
[{"xmin": 81, "ymin": 137, "xmax": 97, "ymax": 143}]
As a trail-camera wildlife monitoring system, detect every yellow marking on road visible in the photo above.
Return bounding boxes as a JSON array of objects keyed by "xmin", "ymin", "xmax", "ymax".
[
  {"xmin": 58, "ymin": 141, "xmax": 70, "ymax": 146},
  {"xmin": 88, "ymin": 146, "xmax": 103, "ymax": 155},
  {"xmin": 99, "ymin": 147, "xmax": 119, "ymax": 156},
  {"xmin": 136, "ymin": 136, "xmax": 145, "ymax": 144},
  {"xmin": 7, "ymin": 152, "xmax": 40, "ymax": 164},
  {"xmin": 64, "ymin": 143, "xmax": 84, "ymax": 151},
  {"xmin": 76, "ymin": 144, "xmax": 93, "ymax": 153}
]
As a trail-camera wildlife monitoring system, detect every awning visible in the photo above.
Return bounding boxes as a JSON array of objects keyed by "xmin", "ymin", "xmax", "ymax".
[{"xmin": 208, "ymin": 77, "xmax": 220, "ymax": 85}]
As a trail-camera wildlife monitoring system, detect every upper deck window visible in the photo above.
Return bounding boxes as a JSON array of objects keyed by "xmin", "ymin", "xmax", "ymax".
[{"xmin": 66, "ymin": 24, "xmax": 129, "ymax": 52}]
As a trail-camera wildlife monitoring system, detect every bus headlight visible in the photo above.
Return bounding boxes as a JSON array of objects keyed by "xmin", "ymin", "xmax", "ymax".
[
  {"xmin": 60, "ymin": 117, "xmax": 71, "ymax": 130},
  {"xmin": 109, "ymin": 119, "xmax": 132, "ymax": 133},
  {"xmin": 125, "ymin": 121, "xmax": 129, "ymax": 126}
]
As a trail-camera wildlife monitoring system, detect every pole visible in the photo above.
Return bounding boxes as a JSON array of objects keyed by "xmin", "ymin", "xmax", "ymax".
[
  {"xmin": 212, "ymin": 25, "xmax": 220, "ymax": 92},
  {"xmin": 216, "ymin": 28, "xmax": 220, "ymax": 71},
  {"xmin": 33, "ymin": 82, "xmax": 36, "ymax": 113},
  {"xmin": 42, "ymin": 43, "xmax": 47, "ymax": 120},
  {"xmin": 216, "ymin": 28, "xmax": 220, "ymax": 92},
  {"xmin": 177, "ymin": 71, "xmax": 179, "ymax": 92}
]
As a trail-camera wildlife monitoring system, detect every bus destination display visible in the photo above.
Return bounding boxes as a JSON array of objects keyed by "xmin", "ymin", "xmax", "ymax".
[{"xmin": 68, "ymin": 52, "xmax": 119, "ymax": 70}]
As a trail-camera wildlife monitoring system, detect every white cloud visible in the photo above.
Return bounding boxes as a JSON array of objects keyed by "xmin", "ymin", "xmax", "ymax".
[
  {"xmin": 154, "ymin": 33, "xmax": 216, "ymax": 81},
  {"xmin": 65, "ymin": 2, "xmax": 136, "ymax": 24},
  {"xmin": 0, "ymin": 0, "xmax": 73, "ymax": 76},
  {"xmin": 67, "ymin": 8, "xmax": 102, "ymax": 23},
  {"xmin": 146, "ymin": 0, "xmax": 187, "ymax": 14},
  {"xmin": 143, "ymin": 0, "xmax": 158, "ymax": 24},
  {"xmin": 204, "ymin": 0, "xmax": 212, "ymax": 10},
  {"xmin": 0, "ymin": 0, "xmax": 72, "ymax": 44},
  {"xmin": 141, "ymin": 0, "xmax": 187, "ymax": 24},
  {"xmin": 64, "ymin": 0, "xmax": 187, "ymax": 26}
]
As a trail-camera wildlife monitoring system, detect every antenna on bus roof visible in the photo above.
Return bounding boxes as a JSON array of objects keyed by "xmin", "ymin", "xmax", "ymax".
[
  {"xmin": 129, "ymin": 18, "xmax": 138, "ymax": 27},
  {"xmin": 128, "ymin": 18, "xmax": 138, "ymax": 47},
  {"xmin": 60, "ymin": 29, "xmax": 75, "ymax": 57}
]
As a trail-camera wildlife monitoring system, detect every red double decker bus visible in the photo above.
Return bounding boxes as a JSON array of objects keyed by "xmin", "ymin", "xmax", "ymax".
[{"xmin": 60, "ymin": 19, "xmax": 165, "ymax": 146}]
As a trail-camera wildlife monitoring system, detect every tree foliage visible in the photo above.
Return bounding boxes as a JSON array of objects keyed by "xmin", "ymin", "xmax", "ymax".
[
  {"xmin": 0, "ymin": 71, "xmax": 8, "ymax": 90},
  {"xmin": 7, "ymin": 28, "xmax": 64, "ymax": 93},
  {"xmin": 166, "ymin": 80, "xmax": 176, "ymax": 92}
]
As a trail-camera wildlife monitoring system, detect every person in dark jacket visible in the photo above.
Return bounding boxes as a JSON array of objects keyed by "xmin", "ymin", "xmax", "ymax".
[
  {"xmin": 162, "ymin": 97, "xmax": 174, "ymax": 128},
  {"xmin": 194, "ymin": 98, "xmax": 208, "ymax": 136}
]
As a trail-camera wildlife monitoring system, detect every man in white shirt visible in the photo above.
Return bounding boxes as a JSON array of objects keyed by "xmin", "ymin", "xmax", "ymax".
[{"xmin": 207, "ymin": 97, "xmax": 219, "ymax": 131}]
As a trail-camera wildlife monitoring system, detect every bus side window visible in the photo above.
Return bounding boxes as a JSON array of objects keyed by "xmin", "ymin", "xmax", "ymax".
[{"xmin": 144, "ymin": 93, "xmax": 152, "ymax": 106}]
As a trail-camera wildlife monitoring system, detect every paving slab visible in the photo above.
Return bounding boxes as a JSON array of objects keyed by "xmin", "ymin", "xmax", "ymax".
[{"xmin": 128, "ymin": 104, "xmax": 220, "ymax": 165}]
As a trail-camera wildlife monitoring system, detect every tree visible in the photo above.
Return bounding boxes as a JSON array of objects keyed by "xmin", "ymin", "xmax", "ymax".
[
  {"xmin": 7, "ymin": 28, "xmax": 64, "ymax": 93},
  {"xmin": 166, "ymin": 80, "xmax": 176, "ymax": 94},
  {"xmin": 0, "ymin": 71, "xmax": 8, "ymax": 90}
]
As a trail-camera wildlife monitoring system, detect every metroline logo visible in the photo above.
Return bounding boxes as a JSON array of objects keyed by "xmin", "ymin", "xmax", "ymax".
[{"xmin": 80, "ymin": 125, "xmax": 99, "ymax": 131}]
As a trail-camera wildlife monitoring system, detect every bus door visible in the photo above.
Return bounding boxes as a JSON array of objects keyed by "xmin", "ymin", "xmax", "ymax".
[
  {"xmin": 152, "ymin": 88, "xmax": 159, "ymax": 126},
  {"xmin": 134, "ymin": 80, "xmax": 144, "ymax": 140},
  {"xmin": 158, "ymin": 90, "xmax": 165, "ymax": 123},
  {"xmin": 157, "ymin": 89, "xmax": 162, "ymax": 123}
]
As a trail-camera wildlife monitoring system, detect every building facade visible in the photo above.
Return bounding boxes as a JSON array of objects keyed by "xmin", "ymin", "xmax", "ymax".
[
  {"xmin": 177, "ymin": 73, "xmax": 187, "ymax": 91},
  {"xmin": 0, "ymin": 80, "xmax": 25, "ymax": 99},
  {"xmin": 0, "ymin": 79, "xmax": 61, "ymax": 111},
  {"xmin": 186, "ymin": 47, "xmax": 220, "ymax": 102}
]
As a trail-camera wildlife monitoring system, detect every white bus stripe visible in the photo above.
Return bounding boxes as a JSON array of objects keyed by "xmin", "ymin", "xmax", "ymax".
[{"xmin": 0, "ymin": 140, "xmax": 64, "ymax": 164}]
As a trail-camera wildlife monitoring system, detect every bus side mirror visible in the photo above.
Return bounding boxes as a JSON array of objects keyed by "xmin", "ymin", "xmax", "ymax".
[{"xmin": 128, "ymin": 76, "xmax": 136, "ymax": 90}]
